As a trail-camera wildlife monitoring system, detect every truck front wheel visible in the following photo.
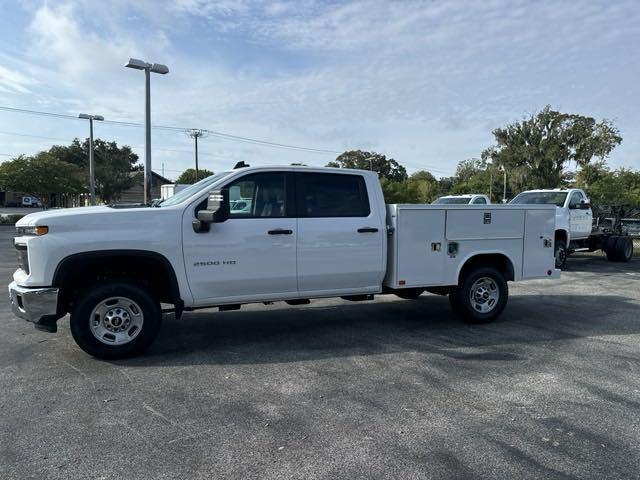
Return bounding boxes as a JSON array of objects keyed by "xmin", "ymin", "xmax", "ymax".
[
  {"xmin": 70, "ymin": 282, "xmax": 162, "ymax": 359},
  {"xmin": 554, "ymin": 239, "xmax": 567, "ymax": 269},
  {"xmin": 449, "ymin": 267, "xmax": 508, "ymax": 324}
]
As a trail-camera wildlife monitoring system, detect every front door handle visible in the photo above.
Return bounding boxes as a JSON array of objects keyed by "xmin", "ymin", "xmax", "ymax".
[
  {"xmin": 268, "ymin": 229, "xmax": 293, "ymax": 235},
  {"xmin": 357, "ymin": 227, "xmax": 379, "ymax": 233}
]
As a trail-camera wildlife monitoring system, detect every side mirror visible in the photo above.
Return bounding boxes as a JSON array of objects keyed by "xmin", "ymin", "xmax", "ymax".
[
  {"xmin": 579, "ymin": 200, "xmax": 591, "ymax": 210},
  {"xmin": 196, "ymin": 189, "xmax": 230, "ymax": 225}
]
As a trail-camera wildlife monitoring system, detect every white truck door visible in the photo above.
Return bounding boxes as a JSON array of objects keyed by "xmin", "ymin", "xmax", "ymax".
[
  {"xmin": 296, "ymin": 172, "xmax": 384, "ymax": 295},
  {"xmin": 568, "ymin": 191, "xmax": 591, "ymax": 239},
  {"xmin": 182, "ymin": 171, "xmax": 298, "ymax": 304}
]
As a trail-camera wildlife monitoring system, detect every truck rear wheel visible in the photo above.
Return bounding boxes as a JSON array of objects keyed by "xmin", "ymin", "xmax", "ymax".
[
  {"xmin": 606, "ymin": 236, "xmax": 634, "ymax": 262},
  {"xmin": 70, "ymin": 282, "xmax": 162, "ymax": 359},
  {"xmin": 449, "ymin": 267, "xmax": 508, "ymax": 324}
]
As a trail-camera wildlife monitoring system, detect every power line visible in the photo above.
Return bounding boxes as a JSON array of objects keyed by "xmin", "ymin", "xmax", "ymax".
[
  {"xmin": 0, "ymin": 130, "xmax": 227, "ymax": 160},
  {"xmin": 0, "ymin": 105, "xmax": 341, "ymax": 155},
  {"xmin": 0, "ymin": 106, "xmax": 455, "ymax": 174}
]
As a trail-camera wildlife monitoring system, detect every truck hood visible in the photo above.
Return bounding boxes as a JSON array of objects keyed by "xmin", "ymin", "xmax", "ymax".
[
  {"xmin": 16, "ymin": 206, "xmax": 112, "ymax": 226},
  {"xmin": 15, "ymin": 205, "xmax": 161, "ymax": 229}
]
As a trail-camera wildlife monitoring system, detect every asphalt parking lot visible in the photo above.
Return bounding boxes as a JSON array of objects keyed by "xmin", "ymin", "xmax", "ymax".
[{"xmin": 1, "ymin": 227, "xmax": 639, "ymax": 480}]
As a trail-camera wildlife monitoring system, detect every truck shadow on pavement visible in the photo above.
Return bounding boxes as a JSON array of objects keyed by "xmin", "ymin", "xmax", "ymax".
[
  {"xmin": 118, "ymin": 292, "xmax": 639, "ymax": 366},
  {"xmin": 563, "ymin": 253, "xmax": 639, "ymax": 273}
]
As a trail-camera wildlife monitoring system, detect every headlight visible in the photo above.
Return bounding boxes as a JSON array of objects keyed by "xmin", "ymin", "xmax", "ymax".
[{"xmin": 16, "ymin": 225, "xmax": 48, "ymax": 236}]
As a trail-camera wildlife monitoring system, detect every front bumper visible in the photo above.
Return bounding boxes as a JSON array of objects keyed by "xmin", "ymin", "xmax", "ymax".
[{"xmin": 8, "ymin": 281, "xmax": 61, "ymax": 332}]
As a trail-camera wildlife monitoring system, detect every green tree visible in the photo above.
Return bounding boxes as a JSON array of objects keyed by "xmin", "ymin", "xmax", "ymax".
[
  {"xmin": 328, "ymin": 150, "xmax": 408, "ymax": 182},
  {"xmin": 482, "ymin": 106, "xmax": 622, "ymax": 191},
  {"xmin": 0, "ymin": 153, "xmax": 84, "ymax": 206},
  {"xmin": 176, "ymin": 168, "xmax": 214, "ymax": 184},
  {"xmin": 579, "ymin": 167, "xmax": 640, "ymax": 206},
  {"xmin": 449, "ymin": 158, "xmax": 509, "ymax": 201},
  {"xmin": 47, "ymin": 138, "xmax": 139, "ymax": 203},
  {"xmin": 407, "ymin": 170, "xmax": 440, "ymax": 202}
]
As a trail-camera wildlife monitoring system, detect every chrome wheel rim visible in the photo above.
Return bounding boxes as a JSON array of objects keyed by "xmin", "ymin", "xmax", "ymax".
[
  {"xmin": 90, "ymin": 296, "xmax": 144, "ymax": 346},
  {"xmin": 624, "ymin": 240, "xmax": 633, "ymax": 258},
  {"xmin": 469, "ymin": 277, "xmax": 499, "ymax": 314}
]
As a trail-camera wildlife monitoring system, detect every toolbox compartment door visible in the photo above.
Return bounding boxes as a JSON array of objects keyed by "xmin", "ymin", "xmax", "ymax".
[
  {"xmin": 446, "ymin": 209, "xmax": 524, "ymax": 240},
  {"xmin": 395, "ymin": 209, "xmax": 446, "ymax": 287},
  {"xmin": 522, "ymin": 208, "xmax": 555, "ymax": 279}
]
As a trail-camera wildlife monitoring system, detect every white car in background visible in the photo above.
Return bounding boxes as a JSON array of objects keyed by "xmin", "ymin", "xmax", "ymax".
[
  {"xmin": 21, "ymin": 196, "xmax": 42, "ymax": 208},
  {"xmin": 432, "ymin": 194, "xmax": 490, "ymax": 205}
]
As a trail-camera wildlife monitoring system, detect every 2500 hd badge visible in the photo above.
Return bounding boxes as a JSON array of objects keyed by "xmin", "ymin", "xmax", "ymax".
[{"xmin": 193, "ymin": 260, "xmax": 237, "ymax": 267}]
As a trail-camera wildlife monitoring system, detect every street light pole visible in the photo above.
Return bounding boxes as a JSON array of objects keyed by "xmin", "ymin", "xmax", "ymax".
[
  {"xmin": 125, "ymin": 58, "xmax": 169, "ymax": 204},
  {"xmin": 78, "ymin": 113, "xmax": 104, "ymax": 206},
  {"xmin": 144, "ymin": 67, "xmax": 152, "ymax": 204}
]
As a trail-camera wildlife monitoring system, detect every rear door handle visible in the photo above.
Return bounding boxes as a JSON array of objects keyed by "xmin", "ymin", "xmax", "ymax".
[
  {"xmin": 268, "ymin": 229, "xmax": 293, "ymax": 235},
  {"xmin": 357, "ymin": 227, "xmax": 379, "ymax": 233}
]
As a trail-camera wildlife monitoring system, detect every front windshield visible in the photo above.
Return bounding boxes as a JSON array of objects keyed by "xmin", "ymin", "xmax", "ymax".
[
  {"xmin": 159, "ymin": 172, "xmax": 231, "ymax": 207},
  {"xmin": 509, "ymin": 192, "xmax": 567, "ymax": 207},
  {"xmin": 432, "ymin": 197, "xmax": 471, "ymax": 205}
]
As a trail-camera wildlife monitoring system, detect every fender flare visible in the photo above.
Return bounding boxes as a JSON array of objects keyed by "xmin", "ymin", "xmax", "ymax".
[{"xmin": 52, "ymin": 249, "xmax": 182, "ymax": 304}]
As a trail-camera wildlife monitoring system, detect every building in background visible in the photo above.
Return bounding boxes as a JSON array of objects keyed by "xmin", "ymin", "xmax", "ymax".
[{"xmin": 118, "ymin": 171, "xmax": 172, "ymax": 204}]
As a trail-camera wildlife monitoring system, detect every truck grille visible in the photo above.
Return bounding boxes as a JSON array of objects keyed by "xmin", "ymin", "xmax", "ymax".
[{"xmin": 15, "ymin": 244, "xmax": 29, "ymax": 274}]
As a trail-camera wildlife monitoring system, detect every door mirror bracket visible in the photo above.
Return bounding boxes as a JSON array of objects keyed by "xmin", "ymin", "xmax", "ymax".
[{"xmin": 192, "ymin": 219, "xmax": 210, "ymax": 233}]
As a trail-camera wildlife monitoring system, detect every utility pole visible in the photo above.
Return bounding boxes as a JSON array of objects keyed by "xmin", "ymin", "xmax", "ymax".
[
  {"xmin": 78, "ymin": 113, "xmax": 104, "ymax": 206},
  {"xmin": 187, "ymin": 129, "xmax": 207, "ymax": 181},
  {"xmin": 489, "ymin": 171, "xmax": 493, "ymax": 202}
]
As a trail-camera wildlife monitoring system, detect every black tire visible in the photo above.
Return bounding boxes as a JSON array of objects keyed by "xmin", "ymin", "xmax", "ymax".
[
  {"xmin": 448, "ymin": 267, "xmax": 508, "ymax": 324},
  {"xmin": 554, "ymin": 239, "xmax": 567, "ymax": 269},
  {"xmin": 70, "ymin": 281, "xmax": 162, "ymax": 359},
  {"xmin": 607, "ymin": 236, "xmax": 633, "ymax": 262},
  {"xmin": 395, "ymin": 288, "xmax": 424, "ymax": 300}
]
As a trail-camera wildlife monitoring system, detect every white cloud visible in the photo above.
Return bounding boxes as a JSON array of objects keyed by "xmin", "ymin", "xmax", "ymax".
[
  {"xmin": 0, "ymin": 64, "xmax": 38, "ymax": 93},
  {"xmin": 0, "ymin": 0, "xmax": 638, "ymax": 176}
]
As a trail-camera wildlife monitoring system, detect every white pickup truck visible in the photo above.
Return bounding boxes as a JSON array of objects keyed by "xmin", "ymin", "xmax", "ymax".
[
  {"xmin": 510, "ymin": 188, "xmax": 634, "ymax": 268},
  {"xmin": 432, "ymin": 194, "xmax": 490, "ymax": 205},
  {"xmin": 10, "ymin": 166, "xmax": 559, "ymax": 359}
]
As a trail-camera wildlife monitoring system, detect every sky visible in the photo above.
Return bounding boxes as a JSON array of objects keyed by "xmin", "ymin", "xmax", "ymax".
[{"xmin": 0, "ymin": 0, "xmax": 638, "ymax": 180}]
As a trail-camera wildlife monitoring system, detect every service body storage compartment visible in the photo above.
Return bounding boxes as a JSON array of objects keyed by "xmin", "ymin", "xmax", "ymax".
[{"xmin": 384, "ymin": 204, "xmax": 556, "ymax": 289}]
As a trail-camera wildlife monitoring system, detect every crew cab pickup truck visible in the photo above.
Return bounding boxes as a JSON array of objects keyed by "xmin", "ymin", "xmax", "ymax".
[
  {"xmin": 10, "ymin": 166, "xmax": 559, "ymax": 359},
  {"xmin": 510, "ymin": 189, "xmax": 634, "ymax": 268}
]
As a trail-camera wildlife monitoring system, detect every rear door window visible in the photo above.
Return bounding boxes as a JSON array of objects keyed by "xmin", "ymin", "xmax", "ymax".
[{"xmin": 297, "ymin": 173, "xmax": 370, "ymax": 217}]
